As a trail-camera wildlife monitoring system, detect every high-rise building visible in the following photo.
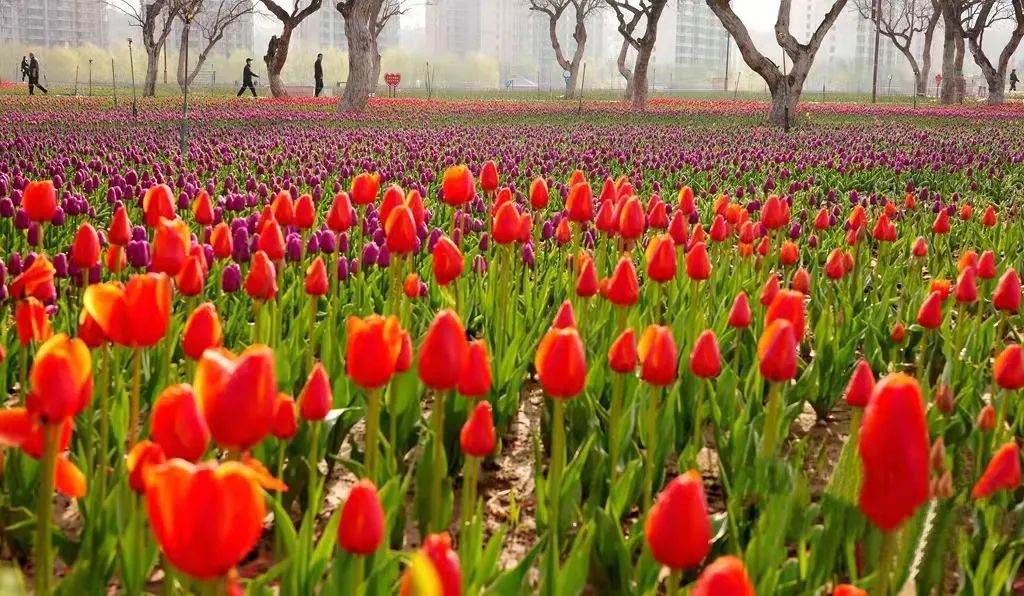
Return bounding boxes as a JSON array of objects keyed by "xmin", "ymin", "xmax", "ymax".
[
  {"xmin": 674, "ymin": 0, "xmax": 729, "ymax": 72},
  {"xmin": 480, "ymin": 0, "xmax": 543, "ymax": 80},
  {"xmin": 293, "ymin": 7, "xmax": 347, "ymax": 51},
  {"xmin": 169, "ymin": 7, "xmax": 255, "ymax": 59},
  {"xmin": 5, "ymin": 0, "xmax": 109, "ymax": 48},
  {"xmin": 425, "ymin": 0, "xmax": 482, "ymax": 56}
]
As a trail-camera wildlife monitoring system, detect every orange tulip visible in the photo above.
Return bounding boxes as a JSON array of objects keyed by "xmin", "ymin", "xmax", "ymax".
[
  {"xmin": 765, "ymin": 289, "xmax": 806, "ymax": 341},
  {"xmin": 691, "ymin": 556, "xmax": 755, "ymax": 596},
  {"xmin": 338, "ymin": 479, "xmax": 386, "ymax": 555},
  {"xmin": 27, "ymin": 334, "xmax": 92, "ymax": 422},
  {"xmin": 71, "ymin": 223, "xmax": 101, "ymax": 270},
  {"xmin": 400, "ymin": 533, "xmax": 461, "ymax": 596},
  {"xmin": 833, "ymin": 585, "xmax": 867, "ymax": 596},
  {"xmin": 210, "ymin": 223, "xmax": 233, "ymax": 260},
  {"xmin": 972, "ymin": 442, "xmax": 1021, "ymax": 499},
  {"xmin": 779, "ymin": 241, "xmax": 799, "ymax": 266},
  {"xmin": 182, "ymin": 303, "xmax": 223, "ymax": 361},
  {"xmin": 143, "ymin": 184, "xmax": 177, "ymax": 227},
  {"xmin": 385, "ymin": 205, "xmax": 418, "ymax": 255},
  {"xmin": 305, "ymin": 257, "xmax": 329, "ymax": 296},
  {"xmin": 194, "ymin": 345, "xmax": 278, "ymax": 451},
  {"xmin": 150, "ymin": 384, "xmax": 210, "ymax": 461},
  {"xmin": 270, "ymin": 192, "xmax": 294, "ymax": 226},
  {"xmin": 644, "ymin": 470, "xmax": 711, "ymax": 570},
  {"xmin": 678, "ymin": 186, "xmax": 696, "ymax": 216},
  {"xmin": 418, "ymin": 310, "xmax": 469, "ymax": 391},
  {"xmin": 144, "ymin": 459, "xmax": 281, "ymax": 581},
  {"xmin": 22, "ymin": 180, "xmax": 57, "ymax": 223},
  {"xmin": 105, "ymin": 244, "xmax": 127, "ymax": 274},
  {"xmin": 457, "ymin": 340, "xmax": 492, "ymax": 398},
  {"xmin": 10, "ymin": 254, "xmax": 56, "ymax": 303},
  {"xmin": 492, "ymin": 202, "xmax": 523, "ymax": 245},
  {"xmin": 645, "ymin": 234, "xmax": 677, "ymax": 283},
  {"xmin": 151, "ymin": 217, "xmax": 190, "ymax": 276},
  {"xmin": 176, "ymin": 254, "xmax": 205, "ymax": 297},
  {"xmin": 535, "ymin": 326, "xmax": 587, "ymax": 399},
  {"xmin": 299, "ymin": 363, "xmax": 332, "ymax": 422},
  {"xmin": 258, "ymin": 219, "xmax": 286, "ymax": 262},
  {"xmin": 351, "ymin": 172, "xmax": 381, "ymax": 206},
  {"xmin": 0, "ymin": 411, "xmax": 85, "ymax": 498},
  {"xmin": 346, "ymin": 315, "xmax": 403, "ymax": 389},
  {"xmin": 441, "ymin": 165, "xmax": 474, "ymax": 206},
  {"xmin": 127, "ymin": 440, "xmax": 167, "ymax": 494},
  {"xmin": 638, "ymin": 325, "xmax": 677, "ymax": 386},
  {"xmin": 245, "ymin": 251, "xmax": 278, "ymax": 302},
  {"xmin": 15, "ymin": 297, "xmax": 51, "ymax": 347},
  {"xmin": 757, "ymin": 320, "xmax": 798, "ymax": 382},
  {"xmin": 84, "ymin": 273, "xmax": 171, "ymax": 348}
]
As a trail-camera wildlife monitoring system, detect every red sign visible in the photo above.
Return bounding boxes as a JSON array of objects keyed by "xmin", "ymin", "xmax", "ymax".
[
  {"xmin": 935, "ymin": 73, "xmax": 943, "ymax": 84},
  {"xmin": 384, "ymin": 73, "xmax": 401, "ymax": 87}
]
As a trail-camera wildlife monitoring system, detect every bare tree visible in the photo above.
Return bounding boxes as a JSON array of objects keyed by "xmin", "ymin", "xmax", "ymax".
[
  {"xmin": 260, "ymin": 0, "xmax": 324, "ymax": 98},
  {"xmin": 337, "ymin": 0, "xmax": 383, "ymax": 111},
  {"xmin": 369, "ymin": 0, "xmax": 410, "ymax": 95},
  {"xmin": 176, "ymin": 0, "xmax": 255, "ymax": 92},
  {"xmin": 938, "ymin": 0, "xmax": 1024, "ymax": 104},
  {"xmin": 851, "ymin": 0, "xmax": 940, "ymax": 95},
  {"xmin": 706, "ymin": 0, "xmax": 849, "ymax": 127},
  {"xmin": 104, "ymin": 0, "xmax": 186, "ymax": 96},
  {"xmin": 613, "ymin": 8, "xmax": 642, "ymax": 98},
  {"xmin": 606, "ymin": 0, "xmax": 669, "ymax": 110},
  {"xmin": 938, "ymin": 0, "xmax": 967, "ymax": 102},
  {"xmin": 529, "ymin": 0, "xmax": 604, "ymax": 99}
]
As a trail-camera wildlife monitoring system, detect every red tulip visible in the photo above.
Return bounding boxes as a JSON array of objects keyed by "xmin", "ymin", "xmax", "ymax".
[
  {"xmin": 535, "ymin": 326, "xmax": 587, "ymax": 399},
  {"xmin": 442, "ymin": 166, "xmax": 474, "ymax": 206},
  {"xmin": 346, "ymin": 315, "xmax": 403, "ymax": 389},
  {"xmin": 833, "ymin": 584, "xmax": 867, "ymax": 596},
  {"xmin": 305, "ymin": 257, "xmax": 329, "ymax": 296},
  {"xmin": 294, "ymin": 194, "xmax": 316, "ymax": 229},
  {"xmin": 258, "ymin": 219, "xmax": 286, "ymax": 262},
  {"xmin": 404, "ymin": 273, "xmax": 421, "ymax": 299},
  {"xmin": 576, "ymin": 253, "xmax": 599, "ymax": 297},
  {"xmin": 668, "ymin": 210, "xmax": 688, "ymax": 245},
  {"xmin": 692, "ymin": 556, "xmax": 755, "ymax": 596},
  {"xmin": 977, "ymin": 250, "xmax": 997, "ymax": 279},
  {"xmin": 194, "ymin": 345, "xmax": 278, "ymax": 452},
  {"xmin": 551, "ymin": 300, "xmax": 577, "ymax": 329},
  {"xmin": 994, "ymin": 344, "xmax": 1024, "ymax": 390},
  {"xmin": 396, "ymin": 330, "xmax": 413, "ymax": 373},
  {"xmin": 685, "ymin": 241, "xmax": 712, "ymax": 280},
  {"xmin": 638, "ymin": 325, "xmax": 677, "ymax": 386},
  {"xmin": 143, "ymin": 184, "xmax": 177, "ymax": 227},
  {"xmin": 460, "ymin": 400, "xmax": 496, "ymax": 457},
  {"xmin": 529, "ymin": 177, "xmax": 549, "ymax": 210},
  {"xmin": 351, "ymin": 172, "xmax": 381, "ymax": 205},
  {"xmin": 22, "ymin": 180, "xmax": 57, "ymax": 223},
  {"xmin": 825, "ymin": 248, "xmax": 846, "ymax": 279},
  {"xmin": 891, "ymin": 322, "xmax": 906, "ymax": 343},
  {"xmin": 644, "ymin": 470, "xmax": 711, "ymax": 569},
  {"xmin": 299, "ymin": 363, "xmax": 332, "ymax": 421},
  {"xmin": 761, "ymin": 194, "xmax": 789, "ymax": 230},
  {"xmin": 192, "ymin": 191, "xmax": 215, "ymax": 226},
  {"xmin": 844, "ymin": 359, "xmax": 875, "ymax": 408},
  {"xmin": 759, "ymin": 274, "xmax": 779, "ymax": 306},
  {"xmin": 71, "ymin": 223, "xmax": 101, "ymax": 269},
  {"xmin": 385, "ymin": 205, "xmax": 418, "ymax": 255},
  {"xmin": 480, "ymin": 160, "xmax": 498, "ymax": 194},
  {"xmin": 83, "ymin": 273, "xmax": 171, "ymax": 348},
  {"xmin": 176, "ymin": 254, "xmax": 205, "ymax": 297},
  {"xmin": 911, "ymin": 236, "xmax": 928, "ymax": 258},
  {"xmin": 492, "ymin": 201, "xmax": 523, "ymax": 245},
  {"xmin": 272, "ymin": 393, "xmax": 298, "ymax": 440},
  {"xmin": 457, "ymin": 340, "xmax": 492, "ymax": 398},
  {"xmin": 791, "ymin": 267, "xmax": 811, "ymax": 295},
  {"xmin": 972, "ymin": 442, "xmax": 1021, "ymax": 499},
  {"xmin": 814, "ymin": 208, "xmax": 830, "ymax": 230},
  {"xmin": 858, "ymin": 373, "xmax": 930, "ymax": 531},
  {"xmin": 270, "ymin": 192, "xmax": 294, "ymax": 226},
  {"xmin": 678, "ymin": 186, "xmax": 696, "ymax": 216},
  {"xmin": 779, "ymin": 241, "xmax": 799, "ymax": 266},
  {"xmin": 608, "ymin": 328, "xmax": 637, "ymax": 373},
  {"xmin": 645, "ymin": 234, "xmax": 677, "ymax": 283},
  {"xmin": 245, "ymin": 251, "xmax": 278, "ymax": 301},
  {"xmin": 565, "ymin": 182, "xmax": 593, "ymax": 222},
  {"xmin": 916, "ymin": 290, "xmax": 944, "ymax": 329},
  {"xmin": 728, "ymin": 292, "xmax": 752, "ymax": 328},
  {"xmin": 432, "ymin": 236, "xmax": 463, "ymax": 286},
  {"xmin": 108, "ymin": 205, "xmax": 132, "ymax": 246},
  {"xmin": 954, "ymin": 266, "xmax": 978, "ymax": 303},
  {"xmin": 211, "ymin": 223, "xmax": 233, "ymax": 259},
  {"xmin": 932, "ymin": 209, "xmax": 950, "ymax": 234},
  {"xmin": 27, "ymin": 334, "xmax": 93, "ymax": 422},
  {"xmin": 182, "ymin": 303, "xmax": 223, "ymax": 361},
  {"xmin": 338, "ymin": 479, "xmax": 386, "ymax": 555},
  {"xmin": 16, "ymin": 298, "xmax": 51, "ymax": 347},
  {"xmin": 0, "ymin": 411, "xmax": 84, "ymax": 498},
  {"xmin": 401, "ymin": 533, "xmax": 461, "ymax": 596},
  {"xmin": 127, "ymin": 440, "xmax": 167, "ymax": 494},
  {"xmin": 993, "ymin": 268, "xmax": 1021, "ymax": 313},
  {"xmin": 617, "ymin": 196, "xmax": 645, "ymax": 240},
  {"xmin": 757, "ymin": 320, "xmax": 798, "ymax": 382},
  {"xmin": 151, "ymin": 217, "xmax": 190, "ymax": 276},
  {"xmin": 150, "ymin": 384, "xmax": 210, "ymax": 461},
  {"xmin": 605, "ymin": 255, "xmax": 639, "ymax": 306},
  {"xmin": 418, "ymin": 310, "xmax": 469, "ymax": 391},
  {"xmin": 765, "ymin": 289, "xmax": 806, "ymax": 341},
  {"xmin": 690, "ymin": 330, "xmax": 721, "ymax": 378},
  {"xmin": 327, "ymin": 192, "xmax": 354, "ymax": 232},
  {"xmin": 982, "ymin": 205, "xmax": 997, "ymax": 227}
]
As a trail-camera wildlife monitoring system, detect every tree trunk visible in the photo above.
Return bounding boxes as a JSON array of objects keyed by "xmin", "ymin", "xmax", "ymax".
[
  {"xmin": 616, "ymin": 38, "xmax": 633, "ymax": 100},
  {"xmin": 371, "ymin": 42, "xmax": 382, "ymax": 95},
  {"xmin": 264, "ymin": 24, "xmax": 293, "ymax": 98},
  {"xmin": 563, "ymin": 68, "xmax": 578, "ymax": 99},
  {"xmin": 631, "ymin": 43, "xmax": 654, "ymax": 110},
  {"xmin": 768, "ymin": 83, "xmax": 800, "ymax": 128},
  {"xmin": 918, "ymin": 7, "xmax": 939, "ymax": 95},
  {"xmin": 339, "ymin": 2, "xmax": 375, "ymax": 112},
  {"xmin": 144, "ymin": 46, "xmax": 160, "ymax": 97},
  {"xmin": 940, "ymin": 19, "xmax": 962, "ymax": 104},
  {"xmin": 176, "ymin": 23, "xmax": 190, "ymax": 93}
]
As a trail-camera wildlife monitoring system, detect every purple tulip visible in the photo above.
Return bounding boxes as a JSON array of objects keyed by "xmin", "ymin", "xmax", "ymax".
[{"xmin": 221, "ymin": 263, "xmax": 242, "ymax": 293}]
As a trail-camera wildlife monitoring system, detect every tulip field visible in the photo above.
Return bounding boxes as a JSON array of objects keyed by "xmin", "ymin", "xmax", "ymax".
[{"xmin": 1, "ymin": 94, "xmax": 1024, "ymax": 596}]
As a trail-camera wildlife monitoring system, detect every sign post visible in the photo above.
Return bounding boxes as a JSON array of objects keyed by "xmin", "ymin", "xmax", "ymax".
[
  {"xmin": 384, "ymin": 73, "xmax": 401, "ymax": 98},
  {"xmin": 935, "ymin": 73, "xmax": 943, "ymax": 98}
]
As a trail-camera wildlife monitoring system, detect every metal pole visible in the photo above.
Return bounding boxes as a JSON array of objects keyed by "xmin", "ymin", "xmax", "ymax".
[
  {"xmin": 111, "ymin": 59, "xmax": 118, "ymax": 108},
  {"xmin": 74, "ymin": 65, "xmax": 79, "ymax": 96},
  {"xmin": 871, "ymin": 0, "xmax": 882, "ymax": 103},
  {"xmin": 88, "ymin": 59, "xmax": 93, "ymax": 97},
  {"xmin": 128, "ymin": 39, "xmax": 138, "ymax": 118},
  {"xmin": 724, "ymin": 28, "xmax": 730, "ymax": 93},
  {"xmin": 577, "ymin": 62, "xmax": 586, "ymax": 116}
]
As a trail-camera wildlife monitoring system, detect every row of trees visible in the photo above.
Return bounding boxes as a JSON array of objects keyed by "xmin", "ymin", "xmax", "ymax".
[{"xmin": 106, "ymin": 0, "xmax": 1023, "ymax": 122}]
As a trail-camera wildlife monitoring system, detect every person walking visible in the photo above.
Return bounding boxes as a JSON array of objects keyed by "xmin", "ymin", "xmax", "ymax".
[
  {"xmin": 314, "ymin": 53, "xmax": 324, "ymax": 98},
  {"xmin": 1010, "ymin": 69, "xmax": 1019, "ymax": 92},
  {"xmin": 28, "ymin": 53, "xmax": 47, "ymax": 95},
  {"xmin": 237, "ymin": 58, "xmax": 258, "ymax": 97},
  {"xmin": 20, "ymin": 56, "xmax": 29, "ymax": 81}
]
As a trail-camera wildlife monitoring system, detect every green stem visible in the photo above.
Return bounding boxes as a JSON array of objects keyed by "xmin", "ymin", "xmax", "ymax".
[
  {"xmin": 643, "ymin": 384, "xmax": 661, "ymax": 511},
  {"xmin": 874, "ymin": 529, "xmax": 899, "ymax": 596},
  {"xmin": 98, "ymin": 347, "xmax": 111, "ymax": 499},
  {"xmin": 350, "ymin": 555, "xmax": 364, "ymax": 595},
  {"xmin": 365, "ymin": 388, "xmax": 381, "ymax": 484},
  {"xmin": 760, "ymin": 381, "xmax": 782, "ymax": 460},
  {"xmin": 667, "ymin": 569, "xmax": 681, "ymax": 596},
  {"xmin": 307, "ymin": 421, "xmax": 321, "ymax": 516},
  {"xmin": 308, "ymin": 296, "xmax": 317, "ymax": 373},
  {"xmin": 608, "ymin": 373, "xmax": 624, "ymax": 479},
  {"xmin": 693, "ymin": 380, "xmax": 706, "ymax": 467},
  {"xmin": 34, "ymin": 423, "xmax": 60, "ymax": 596},
  {"xmin": 129, "ymin": 348, "xmax": 142, "ymax": 448},
  {"xmin": 462, "ymin": 455, "xmax": 479, "ymax": 530},
  {"xmin": 253, "ymin": 300, "xmax": 263, "ymax": 344},
  {"xmin": 549, "ymin": 398, "xmax": 566, "ymax": 591},
  {"xmin": 18, "ymin": 344, "xmax": 28, "ymax": 404},
  {"xmin": 430, "ymin": 390, "xmax": 447, "ymax": 533}
]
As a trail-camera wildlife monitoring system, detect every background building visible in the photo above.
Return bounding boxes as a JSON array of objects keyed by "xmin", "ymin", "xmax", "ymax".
[
  {"xmin": 169, "ymin": 8, "xmax": 255, "ymax": 60},
  {"xmin": 675, "ymin": 0, "xmax": 730, "ymax": 87},
  {"xmin": 5, "ymin": 0, "xmax": 109, "ymax": 48},
  {"xmin": 425, "ymin": 0, "xmax": 482, "ymax": 56}
]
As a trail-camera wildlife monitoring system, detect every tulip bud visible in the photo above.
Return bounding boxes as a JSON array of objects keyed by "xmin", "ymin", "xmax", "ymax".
[
  {"xmin": 460, "ymin": 401, "xmax": 496, "ymax": 457},
  {"xmin": 644, "ymin": 470, "xmax": 711, "ymax": 570},
  {"xmin": 977, "ymin": 404, "xmax": 996, "ymax": 432},
  {"xmin": 930, "ymin": 438, "xmax": 946, "ymax": 474},
  {"xmin": 933, "ymin": 383, "xmax": 954, "ymax": 415},
  {"xmin": 338, "ymin": 479, "xmax": 385, "ymax": 555},
  {"xmin": 972, "ymin": 442, "xmax": 1021, "ymax": 499},
  {"xmin": 299, "ymin": 363, "xmax": 332, "ymax": 422},
  {"xmin": 272, "ymin": 394, "xmax": 298, "ymax": 440}
]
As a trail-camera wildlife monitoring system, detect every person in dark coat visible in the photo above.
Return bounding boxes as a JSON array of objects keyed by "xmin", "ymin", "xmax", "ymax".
[
  {"xmin": 314, "ymin": 53, "xmax": 324, "ymax": 97},
  {"xmin": 1011, "ymin": 69, "xmax": 1019, "ymax": 92},
  {"xmin": 20, "ymin": 56, "xmax": 29, "ymax": 81},
  {"xmin": 28, "ymin": 53, "xmax": 47, "ymax": 95},
  {"xmin": 237, "ymin": 58, "xmax": 258, "ymax": 97}
]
